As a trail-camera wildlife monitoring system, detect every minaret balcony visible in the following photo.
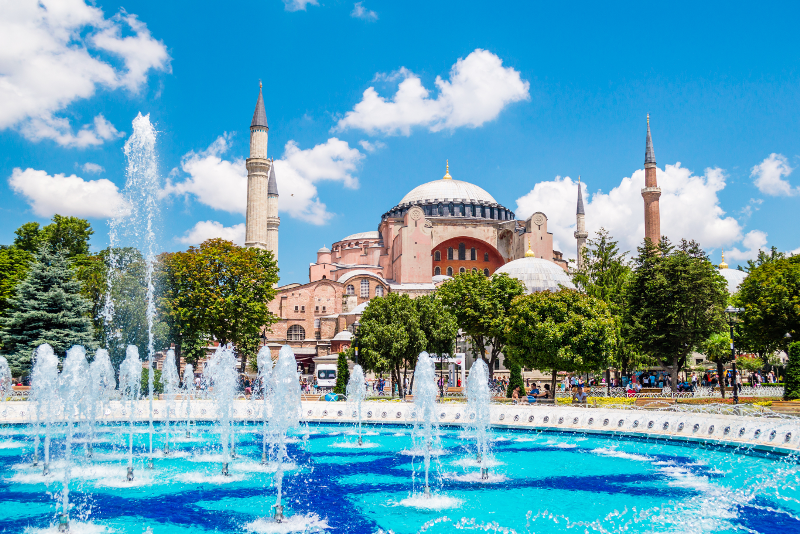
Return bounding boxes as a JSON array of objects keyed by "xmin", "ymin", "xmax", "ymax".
[{"xmin": 641, "ymin": 187, "xmax": 661, "ymax": 197}]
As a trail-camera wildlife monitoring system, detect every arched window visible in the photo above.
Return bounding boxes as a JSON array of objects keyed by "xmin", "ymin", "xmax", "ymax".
[
  {"xmin": 287, "ymin": 324, "xmax": 305, "ymax": 341},
  {"xmin": 472, "ymin": 267, "xmax": 477, "ymax": 273},
  {"xmin": 360, "ymin": 279, "xmax": 370, "ymax": 298},
  {"xmin": 346, "ymin": 284, "xmax": 355, "ymax": 296},
  {"xmin": 447, "ymin": 247, "xmax": 454, "ymax": 260},
  {"xmin": 459, "ymin": 267, "xmax": 466, "ymax": 274},
  {"xmin": 483, "ymin": 268, "xmax": 490, "ymax": 276},
  {"xmin": 434, "ymin": 266, "xmax": 441, "ymax": 276},
  {"xmin": 434, "ymin": 250, "xmax": 441, "ymax": 261},
  {"xmin": 470, "ymin": 248, "xmax": 477, "ymax": 261},
  {"xmin": 484, "ymin": 252, "xmax": 489, "ymax": 262},
  {"xmin": 375, "ymin": 285, "xmax": 384, "ymax": 297},
  {"xmin": 458, "ymin": 243, "xmax": 466, "ymax": 260},
  {"xmin": 446, "ymin": 266, "xmax": 453, "ymax": 276}
]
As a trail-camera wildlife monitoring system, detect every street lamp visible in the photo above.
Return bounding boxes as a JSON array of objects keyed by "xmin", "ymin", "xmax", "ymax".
[
  {"xmin": 260, "ymin": 328, "xmax": 268, "ymax": 347},
  {"xmin": 439, "ymin": 352, "xmax": 447, "ymax": 399},
  {"xmin": 352, "ymin": 320, "xmax": 360, "ymax": 367},
  {"xmin": 725, "ymin": 306, "xmax": 743, "ymax": 404}
]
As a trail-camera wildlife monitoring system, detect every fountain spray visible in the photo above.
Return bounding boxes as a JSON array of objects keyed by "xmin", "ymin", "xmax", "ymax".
[
  {"xmin": 466, "ymin": 358, "xmax": 492, "ymax": 479},
  {"xmin": 412, "ymin": 352, "xmax": 439, "ymax": 498},
  {"xmin": 161, "ymin": 349, "xmax": 179, "ymax": 455},
  {"xmin": 346, "ymin": 365, "xmax": 367, "ymax": 446},
  {"xmin": 0, "ymin": 356, "xmax": 10, "ymax": 413},
  {"xmin": 203, "ymin": 346, "xmax": 238, "ymax": 475},
  {"xmin": 59, "ymin": 346, "xmax": 90, "ymax": 531},
  {"xmin": 119, "ymin": 346, "xmax": 142, "ymax": 481},
  {"xmin": 256, "ymin": 346, "xmax": 274, "ymax": 464},
  {"xmin": 88, "ymin": 349, "xmax": 116, "ymax": 459},
  {"xmin": 31, "ymin": 345, "xmax": 59, "ymax": 474},
  {"xmin": 267, "ymin": 345, "xmax": 302, "ymax": 522},
  {"xmin": 181, "ymin": 364, "xmax": 196, "ymax": 437}
]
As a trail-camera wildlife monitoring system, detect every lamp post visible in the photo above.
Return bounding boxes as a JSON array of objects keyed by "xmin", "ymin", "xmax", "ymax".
[
  {"xmin": 352, "ymin": 320, "xmax": 360, "ymax": 367},
  {"xmin": 725, "ymin": 306, "xmax": 743, "ymax": 404},
  {"xmin": 439, "ymin": 352, "xmax": 446, "ymax": 399}
]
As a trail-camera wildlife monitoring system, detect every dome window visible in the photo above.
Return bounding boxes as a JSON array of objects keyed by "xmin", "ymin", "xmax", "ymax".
[
  {"xmin": 459, "ymin": 267, "xmax": 466, "ymax": 274},
  {"xmin": 434, "ymin": 250, "xmax": 441, "ymax": 261},
  {"xmin": 470, "ymin": 248, "xmax": 477, "ymax": 261},
  {"xmin": 287, "ymin": 325, "xmax": 305, "ymax": 341},
  {"xmin": 484, "ymin": 252, "xmax": 489, "ymax": 262},
  {"xmin": 434, "ymin": 266, "xmax": 441, "ymax": 276},
  {"xmin": 484, "ymin": 268, "xmax": 490, "ymax": 276},
  {"xmin": 346, "ymin": 284, "xmax": 355, "ymax": 296},
  {"xmin": 360, "ymin": 279, "xmax": 370, "ymax": 298},
  {"xmin": 375, "ymin": 286, "xmax": 384, "ymax": 297},
  {"xmin": 447, "ymin": 247, "xmax": 454, "ymax": 260}
]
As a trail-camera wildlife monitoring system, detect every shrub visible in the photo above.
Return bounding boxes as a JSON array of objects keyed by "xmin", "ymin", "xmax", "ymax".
[
  {"xmin": 333, "ymin": 352, "xmax": 349, "ymax": 395},
  {"xmin": 785, "ymin": 342, "xmax": 800, "ymax": 401},
  {"xmin": 506, "ymin": 360, "xmax": 525, "ymax": 398}
]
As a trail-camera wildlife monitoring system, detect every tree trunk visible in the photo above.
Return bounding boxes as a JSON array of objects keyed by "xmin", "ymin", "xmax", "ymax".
[
  {"xmin": 550, "ymin": 369, "xmax": 558, "ymax": 399},
  {"xmin": 669, "ymin": 354, "xmax": 680, "ymax": 395},
  {"xmin": 717, "ymin": 359, "xmax": 726, "ymax": 399}
]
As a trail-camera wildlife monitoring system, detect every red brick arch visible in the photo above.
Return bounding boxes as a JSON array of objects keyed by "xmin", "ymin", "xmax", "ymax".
[{"xmin": 432, "ymin": 237, "xmax": 504, "ymax": 277}]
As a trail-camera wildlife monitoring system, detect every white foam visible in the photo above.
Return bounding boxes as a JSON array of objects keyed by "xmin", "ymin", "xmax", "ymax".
[
  {"xmin": 444, "ymin": 472, "xmax": 508, "ymax": 483},
  {"xmin": 187, "ymin": 453, "xmax": 225, "ymax": 463},
  {"xmin": 174, "ymin": 472, "xmax": 246, "ymax": 484},
  {"xmin": 0, "ymin": 440, "xmax": 26, "ymax": 449},
  {"xmin": 398, "ymin": 448, "xmax": 448, "ymax": 457},
  {"xmin": 329, "ymin": 442, "xmax": 380, "ymax": 449},
  {"xmin": 451, "ymin": 457, "xmax": 503, "ymax": 468},
  {"xmin": 591, "ymin": 447, "xmax": 651, "ymax": 462},
  {"xmin": 396, "ymin": 494, "xmax": 463, "ymax": 510},
  {"xmin": 229, "ymin": 461, "xmax": 297, "ymax": 473},
  {"xmin": 244, "ymin": 513, "xmax": 330, "ymax": 533},
  {"xmin": 23, "ymin": 520, "xmax": 112, "ymax": 533},
  {"xmin": 550, "ymin": 443, "xmax": 577, "ymax": 449}
]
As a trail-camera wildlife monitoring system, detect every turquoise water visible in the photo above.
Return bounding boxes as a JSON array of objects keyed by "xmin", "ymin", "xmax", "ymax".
[{"xmin": 1, "ymin": 421, "xmax": 798, "ymax": 533}]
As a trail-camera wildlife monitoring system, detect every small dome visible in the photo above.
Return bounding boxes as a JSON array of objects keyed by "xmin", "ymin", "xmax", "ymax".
[
  {"xmin": 432, "ymin": 274, "xmax": 452, "ymax": 284},
  {"xmin": 400, "ymin": 179, "xmax": 497, "ymax": 205},
  {"xmin": 719, "ymin": 268, "xmax": 747, "ymax": 294},
  {"xmin": 340, "ymin": 231, "xmax": 380, "ymax": 241},
  {"xmin": 318, "ymin": 245, "xmax": 331, "ymax": 253},
  {"xmin": 494, "ymin": 257, "xmax": 575, "ymax": 293},
  {"xmin": 332, "ymin": 330, "xmax": 353, "ymax": 341}
]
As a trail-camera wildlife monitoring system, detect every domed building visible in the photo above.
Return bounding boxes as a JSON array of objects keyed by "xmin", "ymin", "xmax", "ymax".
[
  {"xmin": 718, "ymin": 251, "xmax": 748, "ymax": 294},
  {"xmin": 495, "ymin": 246, "xmax": 576, "ymax": 293}
]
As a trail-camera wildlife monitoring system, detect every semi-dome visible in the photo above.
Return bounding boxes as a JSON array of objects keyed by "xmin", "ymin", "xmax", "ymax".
[
  {"xmin": 719, "ymin": 268, "xmax": 747, "ymax": 294},
  {"xmin": 494, "ymin": 257, "xmax": 575, "ymax": 293},
  {"xmin": 332, "ymin": 330, "xmax": 353, "ymax": 341}
]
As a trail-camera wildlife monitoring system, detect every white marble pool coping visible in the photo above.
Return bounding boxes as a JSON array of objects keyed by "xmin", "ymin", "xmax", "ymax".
[{"xmin": 2, "ymin": 400, "xmax": 798, "ymax": 455}]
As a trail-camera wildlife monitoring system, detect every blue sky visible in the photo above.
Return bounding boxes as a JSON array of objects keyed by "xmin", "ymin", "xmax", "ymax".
[{"xmin": 1, "ymin": 0, "xmax": 799, "ymax": 283}]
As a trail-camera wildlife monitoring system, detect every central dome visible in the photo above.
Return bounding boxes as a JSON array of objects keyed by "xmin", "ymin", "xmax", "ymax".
[
  {"xmin": 400, "ymin": 178, "xmax": 497, "ymax": 205},
  {"xmin": 494, "ymin": 257, "xmax": 575, "ymax": 293}
]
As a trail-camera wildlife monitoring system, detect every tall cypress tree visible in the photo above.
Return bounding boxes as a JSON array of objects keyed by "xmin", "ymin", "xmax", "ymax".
[
  {"xmin": 784, "ymin": 342, "xmax": 800, "ymax": 401},
  {"xmin": 0, "ymin": 247, "xmax": 95, "ymax": 376}
]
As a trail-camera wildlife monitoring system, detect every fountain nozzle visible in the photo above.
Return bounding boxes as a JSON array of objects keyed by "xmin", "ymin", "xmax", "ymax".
[
  {"xmin": 32, "ymin": 452, "xmax": 39, "ymax": 467},
  {"xmin": 273, "ymin": 504, "xmax": 284, "ymax": 523},
  {"xmin": 86, "ymin": 444, "xmax": 92, "ymax": 458},
  {"xmin": 481, "ymin": 467, "xmax": 489, "ymax": 480},
  {"xmin": 185, "ymin": 429, "xmax": 191, "ymax": 438},
  {"xmin": 222, "ymin": 462, "xmax": 229, "ymax": 476},
  {"xmin": 58, "ymin": 513, "xmax": 69, "ymax": 532},
  {"xmin": 261, "ymin": 452, "xmax": 268, "ymax": 465},
  {"xmin": 357, "ymin": 435, "xmax": 363, "ymax": 446},
  {"xmin": 163, "ymin": 443, "xmax": 170, "ymax": 456},
  {"xmin": 42, "ymin": 463, "xmax": 50, "ymax": 476},
  {"xmin": 423, "ymin": 485, "xmax": 431, "ymax": 499},
  {"xmin": 127, "ymin": 466, "xmax": 134, "ymax": 481},
  {"xmin": 146, "ymin": 458, "xmax": 154, "ymax": 469}
]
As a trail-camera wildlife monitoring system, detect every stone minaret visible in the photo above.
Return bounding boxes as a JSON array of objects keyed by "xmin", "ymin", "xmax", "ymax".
[
  {"xmin": 574, "ymin": 175, "xmax": 588, "ymax": 270},
  {"xmin": 641, "ymin": 114, "xmax": 661, "ymax": 245},
  {"xmin": 245, "ymin": 83, "xmax": 280, "ymax": 261}
]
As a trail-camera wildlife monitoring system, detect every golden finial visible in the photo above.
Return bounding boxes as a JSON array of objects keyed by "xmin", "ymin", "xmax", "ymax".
[
  {"xmin": 647, "ymin": 113, "xmax": 650, "ymax": 126},
  {"xmin": 719, "ymin": 249, "xmax": 728, "ymax": 270},
  {"xmin": 443, "ymin": 160, "xmax": 452, "ymax": 180},
  {"xmin": 578, "ymin": 175, "xmax": 581, "ymax": 184},
  {"xmin": 525, "ymin": 238, "xmax": 535, "ymax": 258}
]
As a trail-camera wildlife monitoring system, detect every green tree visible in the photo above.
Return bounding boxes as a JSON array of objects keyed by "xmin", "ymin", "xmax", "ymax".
[
  {"xmin": 14, "ymin": 215, "xmax": 94, "ymax": 257},
  {"xmin": 735, "ymin": 254, "xmax": 800, "ymax": 361},
  {"xmin": 0, "ymin": 247, "xmax": 95, "ymax": 376},
  {"xmin": 505, "ymin": 358, "xmax": 525, "ymax": 398},
  {"xmin": 333, "ymin": 352, "xmax": 350, "ymax": 395},
  {"xmin": 0, "ymin": 246, "xmax": 33, "ymax": 316},
  {"xmin": 437, "ymin": 271, "xmax": 526, "ymax": 378},
  {"xmin": 506, "ymin": 289, "xmax": 617, "ymax": 394},
  {"xmin": 702, "ymin": 332, "xmax": 733, "ymax": 398},
  {"xmin": 358, "ymin": 293, "xmax": 425, "ymax": 397},
  {"xmin": 783, "ymin": 342, "xmax": 800, "ymax": 400},
  {"xmin": 141, "ymin": 368, "xmax": 164, "ymax": 396},
  {"xmin": 623, "ymin": 238, "xmax": 728, "ymax": 387}
]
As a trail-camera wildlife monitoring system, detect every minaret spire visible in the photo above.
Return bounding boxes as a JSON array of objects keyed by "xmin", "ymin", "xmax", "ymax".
[
  {"xmin": 574, "ymin": 175, "xmax": 588, "ymax": 270},
  {"xmin": 641, "ymin": 114, "xmax": 661, "ymax": 245}
]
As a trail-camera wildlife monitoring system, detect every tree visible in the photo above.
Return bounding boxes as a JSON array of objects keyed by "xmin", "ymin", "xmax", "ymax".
[
  {"xmin": 333, "ymin": 352, "xmax": 350, "ymax": 395},
  {"xmin": 507, "ymin": 289, "xmax": 617, "ymax": 394},
  {"xmin": 0, "ymin": 246, "xmax": 33, "ymax": 316},
  {"xmin": 623, "ymin": 238, "xmax": 728, "ymax": 387},
  {"xmin": 506, "ymin": 359, "xmax": 525, "ymax": 398},
  {"xmin": 14, "ymin": 215, "xmax": 94, "ymax": 257},
  {"xmin": 357, "ymin": 292, "xmax": 426, "ymax": 397},
  {"xmin": 158, "ymin": 239, "xmax": 279, "ymax": 371},
  {"xmin": 437, "ymin": 271, "xmax": 526, "ymax": 378},
  {"xmin": 735, "ymin": 254, "xmax": 800, "ymax": 360},
  {"xmin": 702, "ymin": 332, "xmax": 733, "ymax": 398},
  {"xmin": 0, "ymin": 247, "xmax": 95, "ymax": 376},
  {"xmin": 784, "ymin": 342, "xmax": 800, "ymax": 401}
]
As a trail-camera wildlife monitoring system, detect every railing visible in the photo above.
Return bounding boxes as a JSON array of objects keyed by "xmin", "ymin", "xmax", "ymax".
[{"xmin": 552, "ymin": 386, "xmax": 784, "ymax": 399}]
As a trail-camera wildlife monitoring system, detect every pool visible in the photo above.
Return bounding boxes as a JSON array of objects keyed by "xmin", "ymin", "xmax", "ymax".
[{"xmin": 1, "ymin": 420, "xmax": 798, "ymax": 533}]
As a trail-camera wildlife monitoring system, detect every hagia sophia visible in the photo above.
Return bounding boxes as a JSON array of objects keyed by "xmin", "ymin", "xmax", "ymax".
[{"xmin": 242, "ymin": 85, "xmax": 746, "ymax": 375}]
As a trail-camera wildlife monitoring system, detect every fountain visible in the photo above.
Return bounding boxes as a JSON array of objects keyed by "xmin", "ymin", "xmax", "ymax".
[
  {"xmin": 0, "ymin": 355, "xmax": 10, "ymax": 407},
  {"xmin": 119, "ymin": 345, "xmax": 142, "ymax": 481},
  {"xmin": 87, "ymin": 348, "xmax": 116, "ymax": 458},
  {"xmin": 161, "ymin": 349, "xmax": 179, "ymax": 455},
  {"xmin": 266, "ymin": 345, "xmax": 302, "ymax": 522},
  {"xmin": 58, "ymin": 346, "xmax": 90, "ymax": 531},
  {"xmin": 256, "ymin": 346, "xmax": 274, "ymax": 464},
  {"xmin": 412, "ymin": 352, "xmax": 439, "ymax": 498},
  {"xmin": 346, "ymin": 364, "xmax": 367, "ymax": 446},
  {"xmin": 181, "ymin": 363, "xmax": 196, "ymax": 437},
  {"xmin": 202, "ymin": 346, "xmax": 238, "ymax": 475},
  {"xmin": 31, "ymin": 344, "xmax": 60, "ymax": 474},
  {"xmin": 466, "ymin": 358, "xmax": 491, "ymax": 479}
]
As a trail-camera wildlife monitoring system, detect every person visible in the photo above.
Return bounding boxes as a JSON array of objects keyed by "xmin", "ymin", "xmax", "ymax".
[
  {"xmin": 527, "ymin": 383, "xmax": 540, "ymax": 404},
  {"xmin": 457, "ymin": 377, "xmax": 461, "ymax": 388},
  {"xmin": 512, "ymin": 386, "xmax": 521, "ymax": 404},
  {"xmin": 572, "ymin": 386, "xmax": 588, "ymax": 404}
]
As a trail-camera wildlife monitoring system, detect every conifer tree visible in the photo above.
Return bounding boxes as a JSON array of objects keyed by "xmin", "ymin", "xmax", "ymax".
[
  {"xmin": 333, "ymin": 352, "xmax": 350, "ymax": 395},
  {"xmin": 784, "ymin": 342, "xmax": 800, "ymax": 401},
  {"xmin": 505, "ymin": 358, "xmax": 526, "ymax": 398},
  {"xmin": 0, "ymin": 247, "xmax": 95, "ymax": 376}
]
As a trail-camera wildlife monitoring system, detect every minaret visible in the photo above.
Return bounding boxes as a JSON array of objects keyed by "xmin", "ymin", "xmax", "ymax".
[
  {"xmin": 641, "ymin": 114, "xmax": 661, "ymax": 245},
  {"xmin": 245, "ymin": 82, "xmax": 280, "ymax": 261},
  {"xmin": 574, "ymin": 176, "xmax": 588, "ymax": 270}
]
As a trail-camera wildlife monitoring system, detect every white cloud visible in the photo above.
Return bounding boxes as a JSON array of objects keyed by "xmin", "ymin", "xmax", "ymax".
[
  {"xmin": 515, "ymin": 163, "xmax": 753, "ymax": 259},
  {"xmin": 351, "ymin": 2, "xmax": 378, "ymax": 21},
  {"xmin": 81, "ymin": 162, "xmax": 104, "ymax": 174},
  {"xmin": 178, "ymin": 221, "xmax": 245, "ymax": 246},
  {"xmin": 336, "ymin": 49, "xmax": 530, "ymax": 135},
  {"xmin": 284, "ymin": 0, "xmax": 318, "ymax": 11},
  {"xmin": 164, "ymin": 136, "xmax": 364, "ymax": 225},
  {"xmin": 751, "ymin": 153, "xmax": 797, "ymax": 196},
  {"xmin": 8, "ymin": 167, "xmax": 130, "ymax": 218},
  {"xmin": 0, "ymin": 0, "xmax": 169, "ymax": 146},
  {"xmin": 358, "ymin": 140, "xmax": 385, "ymax": 153},
  {"xmin": 726, "ymin": 230, "xmax": 768, "ymax": 262}
]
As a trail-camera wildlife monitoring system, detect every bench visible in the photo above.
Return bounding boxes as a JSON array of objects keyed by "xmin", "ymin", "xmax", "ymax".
[
  {"xmin": 301, "ymin": 394, "xmax": 322, "ymax": 402},
  {"xmin": 771, "ymin": 401, "xmax": 800, "ymax": 415},
  {"xmin": 634, "ymin": 398, "xmax": 676, "ymax": 409},
  {"xmin": 446, "ymin": 387, "xmax": 463, "ymax": 395},
  {"xmin": 11, "ymin": 385, "xmax": 30, "ymax": 391}
]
